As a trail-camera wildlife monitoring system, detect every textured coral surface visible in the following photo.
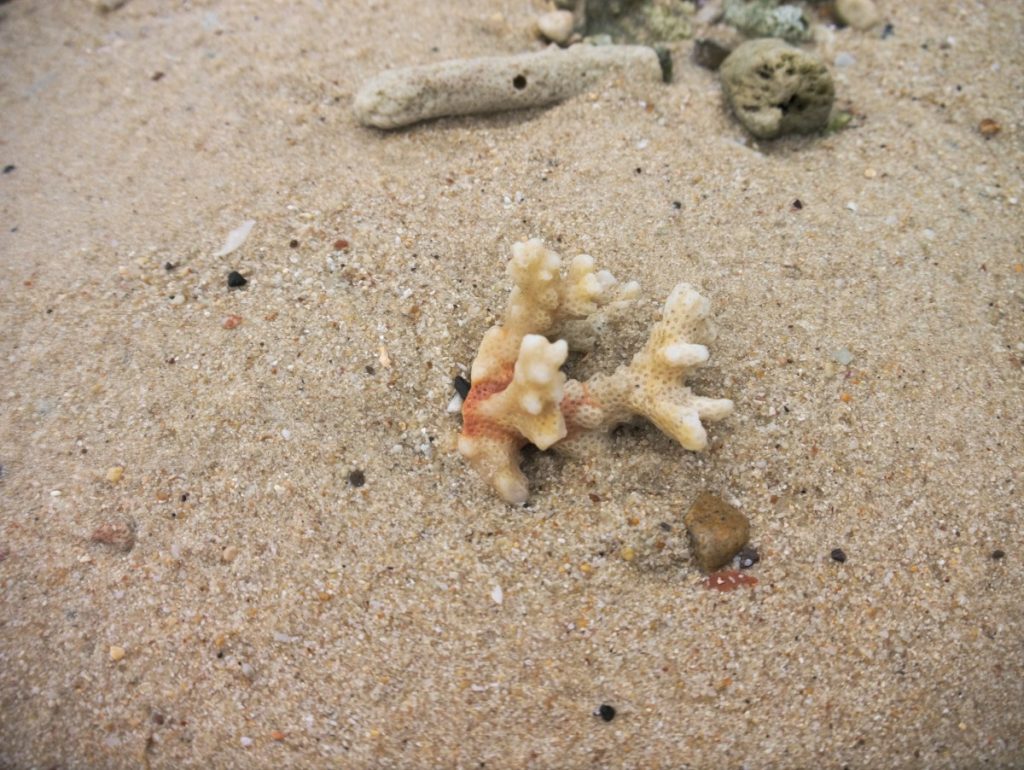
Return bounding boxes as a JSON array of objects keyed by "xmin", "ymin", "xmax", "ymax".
[{"xmin": 458, "ymin": 239, "xmax": 733, "ymax": 503}]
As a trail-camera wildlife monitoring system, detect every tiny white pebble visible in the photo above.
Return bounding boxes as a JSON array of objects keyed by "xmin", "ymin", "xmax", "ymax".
[
  {"xmin": 447, "ymin": 393, "xmax": 464, "ymax": 414},
  {"xmin": 491, "ymin": 585, "xmax": 504, "ymax": 605},
  {"xmin": 240, "ymin": 736, "xmax": 253, "ymax": 748},
  {"xmin": 50, "ymin": 490, "xmax": 61, "ymax": 497},
  {"xmin": 846, "ymin": 202, "xmax": 858, "ymax": 212},
  {"xmin": 281, "ymin": 428, "xmax": 291, "ymax": 440}
]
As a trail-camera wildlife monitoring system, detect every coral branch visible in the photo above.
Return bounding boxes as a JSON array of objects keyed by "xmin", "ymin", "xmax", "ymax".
[{"xmin": 458, "ymin": 240, "xmax": 732, "ymax": 504}]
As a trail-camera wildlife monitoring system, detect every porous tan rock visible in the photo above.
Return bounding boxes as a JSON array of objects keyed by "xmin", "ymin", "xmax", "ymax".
[{"xmin": 720, "ymin": 38, "xmax": 834, "ymax": 139}]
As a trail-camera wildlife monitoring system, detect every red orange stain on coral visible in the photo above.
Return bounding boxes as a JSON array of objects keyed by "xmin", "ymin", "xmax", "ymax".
[
  {"xmin": 704, "ymin": 569, "xmax": 758, "ymax": 592},
  {"xmin": 460, "ymin": 368, "xmax": 514, "ymax": 439}
]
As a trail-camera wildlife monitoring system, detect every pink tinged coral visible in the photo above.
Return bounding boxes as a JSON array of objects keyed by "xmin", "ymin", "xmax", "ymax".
[{"xmin": 457, "ymin": 239, "xmax": 733, "ymax": 504}]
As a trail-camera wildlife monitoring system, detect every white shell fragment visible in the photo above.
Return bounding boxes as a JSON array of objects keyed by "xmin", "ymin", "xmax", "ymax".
[
  {"xmin": 354, "ymin": 44, "xmax": 664, "ymax": 129},
  {"xmin": 213, "ymin": 219, "xmax": 256, "ymax": 257}
]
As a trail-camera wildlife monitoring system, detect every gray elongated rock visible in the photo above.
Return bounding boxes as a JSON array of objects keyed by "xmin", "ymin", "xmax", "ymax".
[
  {"xmin": 719, "ymin": 38, "xmax": 834, "ymax": 139},
  {"xmin": 354, "ymin": 44, "xmax": 664, "ymax": 129}
]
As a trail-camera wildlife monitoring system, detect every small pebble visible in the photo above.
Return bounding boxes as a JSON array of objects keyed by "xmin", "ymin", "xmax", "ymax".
[
  {"xmin": 240, "ymin": 736, "xmax": 253, "ymax": 748},
  {"xmin": 684, "ymin": 493, "xmax": 750, "ymax": 573},
  {"xmin": 831, "ymin": 348, "xmax": 855, "ymax": 366},
  {"xmin": 109, "ymin": 645, "xmax": 126, "ymax": 662},
  {"xmin": 90, "ymin": 520, "xmax": 136, "ymax": 552},
  {"xmin": 221, "ymin": 545, "xmax": 239, "ymax": 563},
  {"xmin": 831, "ymin": 548, "xmax": 848, "ymax": 563},
  {"xmin": 491, "ymin": 585, "xmax": 504, "ymax": 605},
  {"xmin": 692, "ymin": 38, "xmax": 732, "ymax": 71},
  {"xmin": 620, "ymin": 545, "xmax": 636, "ymax": 562},
  {"xmin": 105, "ymin": 466, "xmax": 124, "ymax": 483},
  {"xmin": 863, "ymin": 168, "xmax": 878, "ymax": 179},
  {"xmin": 289, "ymin": 239, "xmax": 299, "ymax": 248},
  {"xmin": 835, "ymin": 0, "xmax": 880, "ymax": 30},
  {"xmin": 223, "ymin": 315, "xmax": 243, "ymax": 329},
  {"xmin": 881, "ymin": 22, "xmax": 895, "ymax": 39},
  {"xmin": 991, "ymin": 549, "xmax": 1005, "ymax": 560},
  {"xmin": 348, "ymin": 469, "xmax": 366, "ymax": 487},
  {"xmin": 737, "ymin": 547, "xmax": 760, "ymax": 569},
  {"xmin": 978, "ymin": 119, "xmax": 1001, "ymax": 138},
  {"xmin": 453, "ymin": 375, "xmax": 471, "ymax": 399},
  {"xmin": 227, "ymin": 270, "xmax": 247, "ymax": 288},
  {"xmin": 597, "ymin": 704, "xmax": 616, "ymax": 722},
  {"xmin": 2, "ymin": 164, "xmax": 15, "ymax": 174},
  {"xmin": 834, "ymin": 52, "xmax": 856, "ymax": 68},
  {"xmin": 334, "ymin": 239, "xmax": 350, "ymax": 250},
  {"xmin": 537, "ymin": 10, "xmax": 574, "ymax": 45}
]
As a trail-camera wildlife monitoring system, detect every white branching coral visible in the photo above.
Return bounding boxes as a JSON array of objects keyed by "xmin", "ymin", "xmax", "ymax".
[{"xmin": 458, "ymin": 239, "xmax": 734, "ymax": 504}]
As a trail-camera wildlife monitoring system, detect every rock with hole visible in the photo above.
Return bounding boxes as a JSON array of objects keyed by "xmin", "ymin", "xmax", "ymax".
[{"xmin": 719, "ymin": 38, "xmax": 834, "ymax": 139}]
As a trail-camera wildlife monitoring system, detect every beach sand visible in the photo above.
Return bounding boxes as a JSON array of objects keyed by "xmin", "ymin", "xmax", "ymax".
[{"xmin": 1, "ymin": 1, "xmax": 1021, "ymax": 767}]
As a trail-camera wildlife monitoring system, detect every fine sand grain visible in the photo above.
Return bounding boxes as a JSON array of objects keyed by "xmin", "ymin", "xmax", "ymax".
[{"xmin": 1, "ymin": 1, "xmax": 1021, "ymax": 768}]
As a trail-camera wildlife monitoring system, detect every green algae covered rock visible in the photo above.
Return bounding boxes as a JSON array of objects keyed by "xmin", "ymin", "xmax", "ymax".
[
  {"xmin": 723, "ymin": 0, "xmax": 811, "ymax": 43},
  {"xmin": 720, "ymin": 38, "xmax": 834, "ymax": 139}
]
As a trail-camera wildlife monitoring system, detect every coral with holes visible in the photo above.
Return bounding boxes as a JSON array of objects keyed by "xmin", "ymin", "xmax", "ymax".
[{"xmin": 457, "ymin": 239, "xmax": 734, "ymax": 504}]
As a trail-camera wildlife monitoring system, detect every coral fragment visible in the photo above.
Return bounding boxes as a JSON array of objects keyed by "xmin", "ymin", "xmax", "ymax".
[{"xmin": 458, "ymin": 239, "xmax": 733, "ymax": 504}]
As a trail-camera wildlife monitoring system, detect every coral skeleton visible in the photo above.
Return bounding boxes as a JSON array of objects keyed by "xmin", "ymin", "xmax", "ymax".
[{"xmin": 458, "ymin": 239, "xmax": 733, "ymax": 504}]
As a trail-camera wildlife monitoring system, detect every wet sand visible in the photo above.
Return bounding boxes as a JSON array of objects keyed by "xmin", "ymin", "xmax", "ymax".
[{"xmin": 1, "ymin": 1, "xmax": 1021, "ymax": 767}]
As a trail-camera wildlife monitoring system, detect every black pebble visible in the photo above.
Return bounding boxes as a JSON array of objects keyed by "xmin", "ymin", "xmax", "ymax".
[
  {"xmin": 792, "ymin": 199, "xmax": 804, "ymax": 210},
  {"xmin": 227, "ymin": 270, "xmax": 248, "ymax": 288},
  {"xmin": 672, "ymin": 201, "xmax": 682, "ymax": 210},
  {"xmin": 2, "ymin": 165, "xmax": 15, "ymax": 174},
  {"xmin": 164, "ymin": 262, "xmax": 177, "ymax": 271},
  {"xmin": 597, "ymin": 704, "xmax": 616, "ymax": 722},
  {"xmin": 830, "ymin": 548, "xmax": 847, "ymax": 563},
  {"xmin": 881, "ymin": 22, "xmax": 895, "ymax": 39},
  {"xmin": 453, "ymin": 375, "xmax": 471, "ymax": 399},
  {"xmin": 738, "ymin": 547, "xmax": 760, "ymax": 569},
  {"xmin": 991, "ymin": 549, "xmax": 1005, "ymax": 560},
  {"xmin": 348, "ymin": 469, "xmax": 366, "ymax": 488}
]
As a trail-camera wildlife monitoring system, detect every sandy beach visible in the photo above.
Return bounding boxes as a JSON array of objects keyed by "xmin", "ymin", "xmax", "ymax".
[{"xmin": 1, "ymin": 1, "xmax": 1021, "ymax": 767}]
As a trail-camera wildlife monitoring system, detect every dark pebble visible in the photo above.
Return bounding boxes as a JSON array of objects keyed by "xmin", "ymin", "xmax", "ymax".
[
  {"xmin": 830, "ymin": 548, "xmax": 847, "ymax": 563},
  {"xmin": 597, "ymin": 704, "xmax": 616, "ymax": 722},
  {"xmin": 164, "ymin": 262, "xmax": 176, "ymax": 271},
  {"xmin": 151, "ymin": 71, "xmax": 165, "ymax": 81},
  {"xmin": 692, "ymin": 38, "xmax": 732, "ymax": 71},
  {"xmin": 289, "ymin": 239, "xmax": 300, "ymax": 248},
  {"xmin": 881, "ymin": 22, "xmax": 894, "ymax": 39},
  {"xmin": 227, "ymin": 270, "xmax": 248, "ymax": 288},
  {"xmin": 453, "ymin": 375, "xmax": 471, "ymax": 399},
  {"xmin": 792, "ymin": 199, "xmax": 804, "ymax": 210},
  {"xmin": 2, "ymin": 165, "xmax": 15, "ymax": 174},
  {"xmin": 738, "ymin": 546, "xmax": 760, "ymax": 569},
  {"xmin": 672, "ymin": 200, "xmax": 682, "ymax": 210},
  {"xmin": 991, "ymin": 549, "xmax": 1005, "ymax": 560},
  {"xmin": 348, "ymin": 469, "xmax": 366, "ymax": 488}
]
